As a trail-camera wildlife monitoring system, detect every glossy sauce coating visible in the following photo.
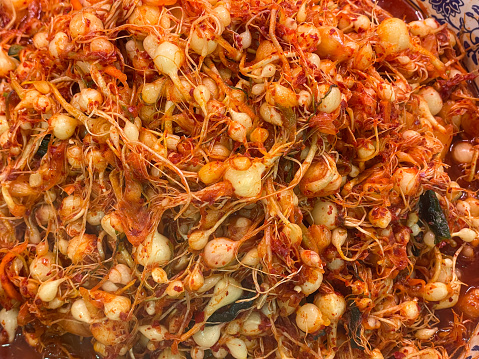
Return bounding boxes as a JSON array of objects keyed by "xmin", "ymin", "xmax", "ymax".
[{"xmin": 1, "ymin": 0, "xmax": 478, "ymax": 358}]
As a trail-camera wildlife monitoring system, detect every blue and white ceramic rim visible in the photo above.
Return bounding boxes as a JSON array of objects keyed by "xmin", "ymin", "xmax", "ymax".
[
  {"xmin": 463, "ymin": 324, "xmax": 479, "ymax": 359},
  {"xmin": 414, "ymin": 0, "xmax": 479, "ymax": 88}
]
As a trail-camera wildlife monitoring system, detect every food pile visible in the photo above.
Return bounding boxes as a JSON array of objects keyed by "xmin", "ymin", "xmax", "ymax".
[{"xmin": 0, "ymin": 0, "xmax": 479, "ymax": 358}]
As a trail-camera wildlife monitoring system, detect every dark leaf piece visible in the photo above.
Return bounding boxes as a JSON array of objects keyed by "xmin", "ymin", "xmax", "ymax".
[
  {"xmin": 419, "ymin": 190, "xmax": 451, "ymax": 244},
  {"xmin": 206, "ymin": 291, "xmax": 255, "ymax": 323},
  {"xmin": 349, "ymin": 301, "xmax": 364, "ymax": 350},
  {"xmin": 36, "ymin": 135, "xmax": 51, "ymax": 158},
  {"xmin": 8, "ymin": 45, "xmax": 24, "ymax": 59}
]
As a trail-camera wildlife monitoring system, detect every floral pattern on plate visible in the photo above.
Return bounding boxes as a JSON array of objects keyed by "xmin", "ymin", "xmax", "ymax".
[
  {"xmin": 429, "ymin": 0, "xmax": 465, "ymax": 18},
  {"xmin": 416, "ymin": 0, "xmax": 479, "ymax": 87},
  {"xmin": 462, "ymin": 323, "xmax": 479, "ymax": 359}
]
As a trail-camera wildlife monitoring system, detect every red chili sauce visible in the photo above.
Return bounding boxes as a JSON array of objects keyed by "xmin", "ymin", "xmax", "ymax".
[
  {"xmin": 0, "ymin": 335, "xmax": 40, "ymax": 359},
  {"xmin": 0, "ymin": 333, "xmax": 97, "ymax": 359},
  {"xmin": 376, "ymin": 0, "xmax": 425, "ymax": 22}
]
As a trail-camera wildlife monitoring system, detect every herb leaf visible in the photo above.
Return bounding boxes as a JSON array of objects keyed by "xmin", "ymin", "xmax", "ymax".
[
  {"xmin": 419, "ymin": 190, "xmax": 451, "ymax": 244},
  {"xmin": 36, "ymin": 135, "xmax": 51, "ymax": 158},
  {"xmin": 8, "ymin": 45, "xmax": 24, "ymax": 59},
  {"xmin": 206, "ymin": 291, "xmax": 255, "ymax": 323},
  {"xmin": 349, "ymin": 301, "xmax": 364, "ymax": 350}
]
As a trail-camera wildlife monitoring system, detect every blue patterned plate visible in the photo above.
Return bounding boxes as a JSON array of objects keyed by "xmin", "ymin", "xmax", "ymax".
[
  {"xmin": 462, "ymin": 323, "xmax": 479, "ymax": 359},
  {"xmin": 415, "ymin": 0, "xmax": 479, "ymax": 87}
]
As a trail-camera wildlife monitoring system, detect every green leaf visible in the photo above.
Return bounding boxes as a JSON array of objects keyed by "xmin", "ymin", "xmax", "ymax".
[
  {"xmin": 8, "ymin": 45, "xmax": 24, "ymax": 59},
  {"xmin": 36, "ymin": 135, "xmax": 51, "ymax": 158},
  {"xmin": 419, "ymin": 190, "xmax": 451, "ymax": 244},
  {"xmin": 349, "ymin": 301, "xmax": 364, "ymax": 350},
  {"xmin": 206, "ymin": 291, "xmax": 255, "ymax": 323}
]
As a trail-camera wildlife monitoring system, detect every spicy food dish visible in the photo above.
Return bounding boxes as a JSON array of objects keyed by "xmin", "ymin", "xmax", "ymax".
[{"xmin": 0, "ymin": 0, "xmax": 479, "ymax": 358}]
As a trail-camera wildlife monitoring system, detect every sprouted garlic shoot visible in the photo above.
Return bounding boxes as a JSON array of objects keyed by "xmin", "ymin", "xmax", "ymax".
[{"xmin": 0, "ymin": 0, "xmax": 479, "ymax": 358}]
